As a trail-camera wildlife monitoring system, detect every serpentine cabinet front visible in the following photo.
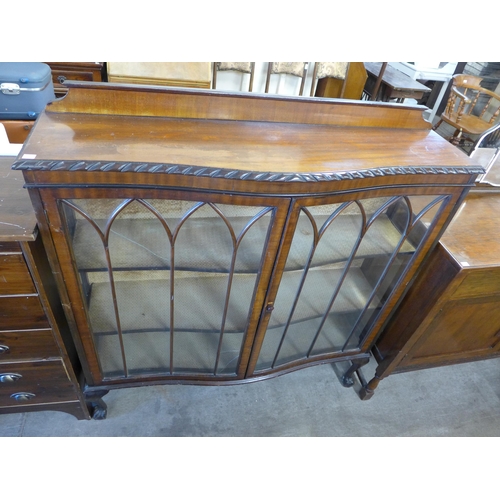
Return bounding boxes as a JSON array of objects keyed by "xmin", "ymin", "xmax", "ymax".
[
  {"xmin": 14, "ymin": 83, "xmax": 482, "ymax": 417},
  {"xmin": 19, "ymin": 179, "xmax": 473, "ymax": 408}
]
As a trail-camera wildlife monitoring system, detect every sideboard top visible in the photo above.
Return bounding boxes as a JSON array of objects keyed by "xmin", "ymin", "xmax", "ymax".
[
  {"xmin": 14, "ymin": 83, "xmax": 481, "ymax": 177},
  {"xmin": 16, "ymin": 111, "xmax": 481, "ymax": 175}
]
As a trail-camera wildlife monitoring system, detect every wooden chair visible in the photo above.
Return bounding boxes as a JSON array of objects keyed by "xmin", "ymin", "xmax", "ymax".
[
  {"xmin": 265, "ymin": 62, "xmax": 308, "ymax": 96},
  {"xmin": 310, "ymin": 62, "xmax": 350, "ymax": 97},
  {"xmin": 212, "ymin": 62, "xmax": 255, "ymax": 91},
  {"xmin": 470, "ymin": 122, "xmax": 500, "ymax": 185},
  {"xmin": 433, "ymin": 74, "xmax": 500, "ymax": 146}
]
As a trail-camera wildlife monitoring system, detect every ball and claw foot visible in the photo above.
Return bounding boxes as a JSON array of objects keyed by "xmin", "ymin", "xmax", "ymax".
[
  {"xmin": 341, "ymin": 373, "xmax": 355, "ymax": 387},
  {"xmin": 340, "ymin": 358, "xmax": 369, "ymax": 388},
  {"xmin": 85, "ymin": 390, "xmax": 109, "ymax": 420},
  {"xmin": 91, "ymin": 401, "xmax": 107, "ymax": 420}
]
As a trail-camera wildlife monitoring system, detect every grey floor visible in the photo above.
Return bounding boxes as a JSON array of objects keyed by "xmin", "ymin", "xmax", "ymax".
[{"xmin": 1, "ymin": 357, "xmax": 499, "ymax": 436}]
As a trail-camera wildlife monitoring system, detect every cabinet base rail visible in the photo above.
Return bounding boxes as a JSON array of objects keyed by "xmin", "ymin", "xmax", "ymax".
[{"xmin": 82, "ymin": 353, "xmax": 373, "ymax": 419}]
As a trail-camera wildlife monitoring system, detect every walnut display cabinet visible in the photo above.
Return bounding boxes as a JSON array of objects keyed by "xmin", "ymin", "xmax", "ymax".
[{"xmin": 13, "ymin": 82, "xmax": 482, "ymax": 418}]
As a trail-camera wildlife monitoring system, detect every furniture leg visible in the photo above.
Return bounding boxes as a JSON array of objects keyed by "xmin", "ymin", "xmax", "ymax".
[
  {"xmin": 432, "ymin": 119, "xmax": 443, "ymax": 131},
  {"xmin": 85, "ymin": 389, "xmax": 109, "ymax": 420},
  {"xmin": 358, "ymin": 373, "xmax": 381, "ymax": 400},
  {"xmin": 341, "ymin": 357, "xmax": 370, "ymax": 387},
  {"xmin": 450, "ymin": 128, "xmax": 463, "ymax": 146}
]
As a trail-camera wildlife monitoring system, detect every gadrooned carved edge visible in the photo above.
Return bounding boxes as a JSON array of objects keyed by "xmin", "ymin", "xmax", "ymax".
[{"xmin": 12, "ymin": 160, "xmax": 485, "ymax": 182}]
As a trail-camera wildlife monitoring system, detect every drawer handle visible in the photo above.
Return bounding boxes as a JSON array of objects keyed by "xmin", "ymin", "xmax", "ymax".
[
  {"xmin": 0, "ymin": 345, "xmax": 9, "ymax": 354},
  {"xmin": 0, "ymin": 373, "xmax": 22, "ymax": 383},
  {"xmin": 10, "ymin": 392, "xmax": 36, "ymax": 402}
]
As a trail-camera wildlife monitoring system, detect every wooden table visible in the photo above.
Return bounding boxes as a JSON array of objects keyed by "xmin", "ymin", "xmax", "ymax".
[{"xmin": 364, "ymin": 62, "xmax": 431, "ymax": 103}]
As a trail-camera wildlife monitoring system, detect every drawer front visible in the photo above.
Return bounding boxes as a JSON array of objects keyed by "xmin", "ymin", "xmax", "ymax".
[
  {"xmin": 51, "ymin": 69, "xmax": 94, "ymax": 84},
  {"xmin": 0, "ymin": 329, "xmax": 59, "ymax": 361},
  {"xmin": 0, "ymin": 295, "xmax": 50, "ymax": 330},
  {"xmin": 451, "ymin": 268, "xmax": 500, "ymax": 300},
  {"xmin": 0, "ymin": 253, "xmax": 36, "ymax": 295},
  {"xmin": 0, "ymin": 242, "xmax": 21, "ymax": 253},
  {"xmin": 0, "ymin": 120, "xmax": 34, "ymax": 144},
  {"xmin": 0, "ymin": 360, "xmax": 77, "ymax": 407}
]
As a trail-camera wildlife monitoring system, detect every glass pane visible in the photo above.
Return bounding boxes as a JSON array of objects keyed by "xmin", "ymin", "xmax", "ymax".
[
  {"xmin": 256, "ymin": 194, "xmax": 447, "ymax": 371},
  {"xmin": 61, "ymin": 198, "xmax": 274, "ymax": 379}
]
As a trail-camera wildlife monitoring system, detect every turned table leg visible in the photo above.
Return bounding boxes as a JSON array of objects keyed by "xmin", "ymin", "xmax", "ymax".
[{"xmin": 358, "ymin": 374, "xmax": 382, "ymax": 401}]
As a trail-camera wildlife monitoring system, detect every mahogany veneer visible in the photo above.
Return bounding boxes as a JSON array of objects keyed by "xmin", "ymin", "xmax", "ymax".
[{"xmin": 13, "ymin": 82, "xmax": 482, "ymax": 417}]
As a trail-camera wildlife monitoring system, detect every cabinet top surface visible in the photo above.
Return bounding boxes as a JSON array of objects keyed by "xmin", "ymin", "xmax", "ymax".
[
  {"xmin": 0, "ymin": 156, "xmax": 37, "ymax": 241},
  {"xmin": 17, "ymin": 109, "xmax": 478, "ymax": 175},
  {"xmin": 441, "ymin": 192, "xmax": 500, "ymax": 268}
]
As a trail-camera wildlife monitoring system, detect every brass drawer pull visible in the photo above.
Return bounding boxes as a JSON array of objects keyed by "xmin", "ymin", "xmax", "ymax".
[
  {"xmin": 0, "ymin": 345, "xmax": 10, "ymax": 354},
  {"xmin": 10, "ymin": 392, "xmax": 36, "ymax": 402},
  {"xmin": 0, "ymin": 373, "xmax": 22, "ymax": 383}
]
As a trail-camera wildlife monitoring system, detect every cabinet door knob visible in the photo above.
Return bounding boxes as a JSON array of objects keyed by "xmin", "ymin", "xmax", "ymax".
[
  {"xmin": 10, "ymin": 392, "xmax": 36, "ymax": 402},
  {"xmin": 0, "ymin": 373, "xmax": 22, "ymax": 383},
  {"xmin": 0, "ymin": 345, "xmax": 9, "ymax": 354}
]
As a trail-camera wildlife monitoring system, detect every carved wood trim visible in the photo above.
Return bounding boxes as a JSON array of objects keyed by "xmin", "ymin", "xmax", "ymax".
[{"xmin": 12, "ymin": 159, "xmax": 485, "ymax": 182}]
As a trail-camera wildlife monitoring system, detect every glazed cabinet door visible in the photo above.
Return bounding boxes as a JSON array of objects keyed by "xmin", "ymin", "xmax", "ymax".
[
  {"xmin": 248, "ymin": 190, "xmax": 455, "ymax": 375},
  {"xmin": 42, "ymin": 188, "xmax": 289, "ymax": 385}
]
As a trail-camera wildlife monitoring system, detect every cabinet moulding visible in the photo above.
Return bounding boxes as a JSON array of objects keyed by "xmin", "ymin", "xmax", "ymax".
[{"xmin": 12, "ymin": 159, "xmax": 485, "ymax": 182}]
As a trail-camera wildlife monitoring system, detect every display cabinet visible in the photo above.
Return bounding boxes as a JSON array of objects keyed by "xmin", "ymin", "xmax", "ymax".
[{"xmin": 13, "ymin": 82, "xmax": 482, "ymax": 417}]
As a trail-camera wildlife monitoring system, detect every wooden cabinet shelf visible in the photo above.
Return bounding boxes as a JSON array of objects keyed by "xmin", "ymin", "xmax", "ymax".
[{"xmin": 13, "ymin": 82, "xmax": 482, "ymax": 417}]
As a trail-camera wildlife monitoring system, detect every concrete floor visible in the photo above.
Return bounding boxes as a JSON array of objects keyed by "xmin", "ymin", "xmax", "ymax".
[{"xmin": 1, "ymin": 357, "xmax": 499, "ymax": 436}]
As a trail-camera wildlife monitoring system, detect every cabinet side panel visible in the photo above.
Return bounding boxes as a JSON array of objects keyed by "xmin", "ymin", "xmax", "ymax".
[{"xmin": 373, "ymin": 243, "xmax": 460, "ymax": 374}]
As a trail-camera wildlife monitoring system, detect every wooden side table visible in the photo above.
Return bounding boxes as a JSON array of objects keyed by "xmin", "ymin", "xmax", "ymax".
[{"xmin": 364, "ymin": 62, "xmax": 431, "ymax": 103}]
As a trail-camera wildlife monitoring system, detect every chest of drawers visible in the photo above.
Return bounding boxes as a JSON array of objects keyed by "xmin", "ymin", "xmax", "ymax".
[
  {"xmin": 45, "ymin": 62, "xmax": 105, "ymax": 97},
  {"xmin": 0, "ymin": 157, "xmax": 90, "ymax": 419}
]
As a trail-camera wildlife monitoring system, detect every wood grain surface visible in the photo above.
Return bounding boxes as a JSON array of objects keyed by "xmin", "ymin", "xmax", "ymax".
[
  {"xmin": 19, "ymin": 111, "xmax": 478, "ymax": 174},
  {"xmin": 0, "ymin": 157, "xmax": 36, "ymax": 241}
]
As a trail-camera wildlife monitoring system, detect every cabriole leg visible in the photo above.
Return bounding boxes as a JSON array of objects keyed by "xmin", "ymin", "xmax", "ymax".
[
  {"xmin": 85, "ymin": 389, "xmax": 109, "ymax": 420},
  {"xmin": 341, "ymin": 357, "xmax": 370, "ymax": 388}
]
